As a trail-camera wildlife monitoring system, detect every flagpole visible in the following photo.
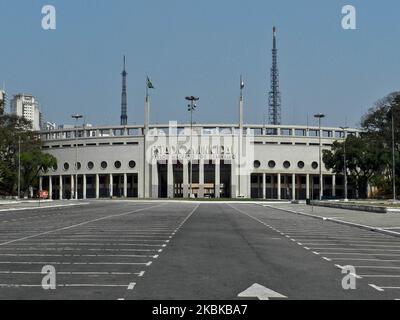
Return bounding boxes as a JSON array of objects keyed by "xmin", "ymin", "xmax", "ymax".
[
  {"xmin": 238, "ymin": 75, "xmax": 244, "ymax": 198},
  {"xmin": 144, "ymin": 79, "xmax": 148, "ymax": 198}
]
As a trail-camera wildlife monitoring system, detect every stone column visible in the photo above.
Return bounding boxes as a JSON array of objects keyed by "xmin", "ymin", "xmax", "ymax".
[
  {"xmin": 167, "ymin": 160, "xmax": 174, "ymax": 198},
  {"xmin": 306, "ymin": 174, "xmax": 310, "ymax": 200},
  {"xmin": 262, "ymin": 173, "xmax": 266, "ymax": 199},
  {"xmin": 95, "ymin": 174, "xmax": 100, "ymax": 199},
  {"xmin": 151, "ymin": 161, "xmax": 159, "ymax": 198},
  {"xmin": 183, "ymin": 160, "xmax": 189, "ymax": 198},
  {"xmin": 49, "ymin": 176, "xmax": 53, "ymax": 200},
  {"xmin": 124, "ymin": 173, "xmax": 128, "ymax": 198},
  {"xmin": 332, "ymin": 174, "xmax": 336, "ymax": 198},
  {"xmin": 320, "ymin": 174, "xmax": 324, "ymax": 200},
  {"xmin": 277, "ymin": 173, "xmax": 281, "ymax": 200},
  {"xmin": 230, "ymin": 159, "xmax": 237, "ymax": 198},
  {"xmin": 215, "ymin": 159, "xmax": 221, "ymax": 198},
  {"xmin": 59, "ymin": 176, "xmax": 63, "ymax": 200},
  {"xmin": 292, "ymin": 173, "xmax": 296, "ymax": 201},
  {"xmin": 39, "ymin": 177, "xmax": 43, "ymax": 191},
  {"xmin": 70, "ymin": 175, "xmax": 74, "ymax": 200},
  {"xmin": 109, "ymin": 174, "xmax": 113, "ymax": 198},
  {"xmin": 199, "ymin": 159, "xmax": 205, "ymax": 198},
  {"xmin": 83, "ymin": 174, "xmax": 87, "ymax": 199}
]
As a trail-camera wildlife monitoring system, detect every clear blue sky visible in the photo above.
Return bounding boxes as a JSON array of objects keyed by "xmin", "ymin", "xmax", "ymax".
[{"xmin": 1, "ymin": 0, "xmax": 399, "ymax": 128}]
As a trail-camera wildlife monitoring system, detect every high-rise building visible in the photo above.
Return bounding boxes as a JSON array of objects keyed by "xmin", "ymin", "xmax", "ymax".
[
  {"xmin": 10, "ymin": 93, "xmax": 42, "ymax": 131},
  {"xmin": 0, "ymin": 90, "xmax": 5, "ymax": 115}
]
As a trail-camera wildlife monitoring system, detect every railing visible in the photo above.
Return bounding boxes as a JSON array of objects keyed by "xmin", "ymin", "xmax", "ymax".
[{"xmin": 39, "ymin": 124, "xmax": 360, "ymax": 142}]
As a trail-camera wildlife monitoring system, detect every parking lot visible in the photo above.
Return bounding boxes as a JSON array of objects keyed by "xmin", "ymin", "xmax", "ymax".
[{"xmin": 0, "ymin": 201, "xmax": 400, "ymax": 300}]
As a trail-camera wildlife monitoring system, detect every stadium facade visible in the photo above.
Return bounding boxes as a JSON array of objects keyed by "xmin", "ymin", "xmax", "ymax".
[{"xmin": 38, "ymin": 122, "xmax": 359, "ymax": 200}]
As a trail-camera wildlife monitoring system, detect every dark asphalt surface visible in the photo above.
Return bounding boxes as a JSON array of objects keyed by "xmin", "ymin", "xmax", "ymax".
[{"xmin": 0, "ymin": 201, "xmax": 400, "ymax": 300}]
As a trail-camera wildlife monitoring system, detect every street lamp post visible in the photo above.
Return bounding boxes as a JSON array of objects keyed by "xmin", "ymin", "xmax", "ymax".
[
  {"xmin": 314, "ymin": 113, "xmax": 326, "ymax": 201},
  {"xmin": 340, "ymin": 126, "xmax": 349, "ymax": 202},
  {"xmin": 17, "ymin": 135, "xmax": 21, "ymax": 199},
  {"xmin": 71, "ymin": 114, "xmax": 83, "ymax": 200},
  {"xmin": 391, "ymin": 108, "xmax": 397, "ymax": 202},
  {"xmin": 186, "ymin": 96, "xmax": 199, "ymax": 198}
]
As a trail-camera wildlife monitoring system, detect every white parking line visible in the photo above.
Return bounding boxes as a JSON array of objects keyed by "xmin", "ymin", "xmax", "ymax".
[
  {"xmin": 331, "ymin": 258, "xmax": 400, "ymax": 262},
  {"xmin": 302, "ymin": 244, "xmax": 400, "ymax": 248},
  {"xmin": 299, "ymin": 240, "xmax": 400, "ymax": 244},
  {"xmin": 0, "ymin": 261, "xmax": 152, "ymax": 265},
  {"xmin": 127, "ymin": 282, "xmax": 136, "ymax": 290},
  {"xmin": 0, "ymin": 203, "xmax": 167, "ymax": 247},
  {"xmin": 0, "ymin": 247, "xmax": 159, "ymax": 252},
  {"xmin": 0, "ymin": 202, "xmax": 90, "ymax": 213},
  {"xmin": 0, "ymin": 271, "xmax": 145, "ymax": 276},
  {"xmin": 0, "ymin": 253, "xmax": 158, "ymax": 258},
  {"xmin": 353, "ymin": 266, "xmax": 400, "ymax": 269},
  {"xmin": 309, "ymin": 248, "xmax": 400, "ymax": 252},
  {"xmin": 321, "ymin": 252, "xmax": 400, "ymax": 257},
  {"xmin": 18, "ymin": 239, "xmax": 169, "ymax": 242},
  {"xmin": 4, "ymin": 243, "xmax": 165, "ymax": 247},
  {"xmin": 0, "ymin": 283, "xmax": 136, "ymax": 288},
  {"xmin": 358, "ymin": 275, "xmax": 400, "ymax": 278}
]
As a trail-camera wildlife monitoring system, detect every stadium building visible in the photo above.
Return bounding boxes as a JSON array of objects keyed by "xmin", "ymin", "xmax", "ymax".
[{"xmin": 38, "ymin": 27, "xmax": 359, "ymax": 200}]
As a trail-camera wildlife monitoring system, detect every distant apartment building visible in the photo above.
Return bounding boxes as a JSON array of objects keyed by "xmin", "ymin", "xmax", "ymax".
[
  {"xmin": 10, "ymin": 93, "xmax": 42, "ymax": 130},
  {"xmin": 0, "ymin": 90, "xmax": 5, "ymax": 115}
]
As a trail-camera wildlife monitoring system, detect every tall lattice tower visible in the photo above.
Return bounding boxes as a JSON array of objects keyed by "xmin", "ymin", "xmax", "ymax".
[
  {"xmin": 268, "ymin": 26, "xmax": 282, "ymax": 125},
  {"xmin": 120, "ymin": 55, "xmax": 128, "ymax": 126}
]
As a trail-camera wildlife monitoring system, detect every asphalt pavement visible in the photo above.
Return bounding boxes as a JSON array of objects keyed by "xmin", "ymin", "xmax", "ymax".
[{"xmin": 0, "ymin": 201, "xmax": 400, "ymax": 300}]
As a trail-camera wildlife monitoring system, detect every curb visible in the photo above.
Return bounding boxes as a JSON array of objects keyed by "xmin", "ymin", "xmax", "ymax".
[
  {"xmin": 0, "ymin": 202, "xmax": 90, "ymax": 213},
  {"xmin": 260, "ymin": 204, "xmax": 400, "ymax": 239},
  {"xmin": 310, "ymin": 201, "xmax": 400, "ymax": 214}
]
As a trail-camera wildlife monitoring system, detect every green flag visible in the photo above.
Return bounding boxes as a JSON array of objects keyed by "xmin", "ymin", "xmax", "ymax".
[{"xmin": 147, "ymin": 77, "xmax": 154, "ymax": 89}]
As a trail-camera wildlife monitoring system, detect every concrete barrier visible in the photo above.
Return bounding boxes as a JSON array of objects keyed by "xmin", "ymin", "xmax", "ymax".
[{"xmin": 309, "ymin": 201, "xmax": 389, "ymax": 214}]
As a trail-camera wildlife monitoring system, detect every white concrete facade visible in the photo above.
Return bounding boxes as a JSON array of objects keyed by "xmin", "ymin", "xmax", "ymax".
[{"xmin": 39, "ymin": 124, "xmax": 359, "ymax": 200}]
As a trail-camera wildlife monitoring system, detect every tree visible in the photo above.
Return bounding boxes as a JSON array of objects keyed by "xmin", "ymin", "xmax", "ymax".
[
  {"xmin": 0, "ymin": 114, "xmax": 57, "ymax": 197},
  {"xmin": 323, "ymin": 135, "xmax": 386, "ymax": 199},
  {"xmin": 361, "ymin": 92, "xmax": 400, "ymax": 197}
]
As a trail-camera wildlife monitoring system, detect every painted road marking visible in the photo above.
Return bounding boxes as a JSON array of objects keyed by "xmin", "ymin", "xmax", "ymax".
[
  {"xmin": 4, "ymin": 243, "xmax": 165, "ymax": 247},
  {"xmin": 0, "ymin": 261, "xmax": 152, "ymax": 265},
  {"xmin": 369, "ymin": 284, "xmax": 385, "ymax": 292},
  {"xmin": 15, "ymin": 239, "xmax": 170, "ymax": 242},
  {"xmin": 330, "ymin": 258, "xmax": 400, "ymax": 262},
  {"xmin": 0, "ymin": 202, "xmax": 90, "ymax": 213},
  {"xmin": 0, "ymin": 203, "xmax": 167, "ymax": 247},
  {"xmin": 0, "ymin": 271, "xmax": 145, "ymax": 276},
  {"xmin": 0, "ymin": 284, "xmax": 138, "ymax": 288},
  {"xmin": 358, "ymin": 275, "xmax": 400, "ymax": 278},
  {"xmin": 0, "ymin": 253, "xmax": 159, "ymax": 258},
  {"xmin": 350, "ymin": 266, "xmax": 400, "ymax": 269},
  {"xmin": 238, "ymin": 283, "xmax": 287, "ymax": 300},
  {"xmin": 0, "ymin": 247, "xmax": 160, "ymax": 252},
  {"xmin": 321, "ymin": 252, "xmax": 400, "ymax": 256},
  {"xmin": 309, "ymin": 248, "xmax": 400, "ymax": 252},
  {"xmin": 127, "ymin": 282, "xmax": 136, "ymax": 290}
]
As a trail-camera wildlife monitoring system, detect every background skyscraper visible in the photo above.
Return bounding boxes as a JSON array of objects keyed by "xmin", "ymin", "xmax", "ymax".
[
  {"xmin": 10, "ymin": 93, "xmax": 42, "ymax": 130},
  {"xmin": 0, "ymin": 90, "xmax": 5, "ymax": 115}
]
